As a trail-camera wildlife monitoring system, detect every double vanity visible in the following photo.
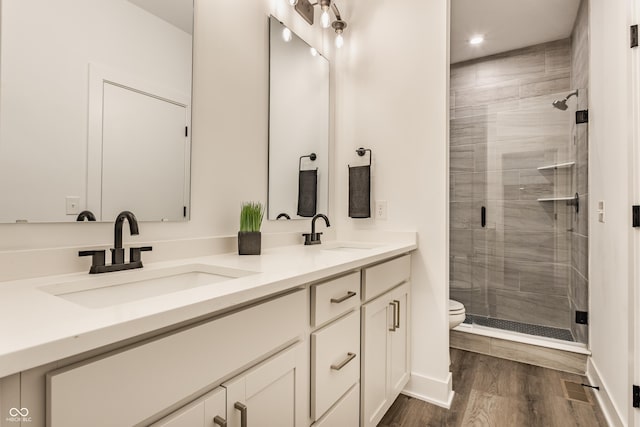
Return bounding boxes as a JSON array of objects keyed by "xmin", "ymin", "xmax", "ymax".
[{"xmin": 0, "ymin": 235, "xmax": 416, "ymax": 427}]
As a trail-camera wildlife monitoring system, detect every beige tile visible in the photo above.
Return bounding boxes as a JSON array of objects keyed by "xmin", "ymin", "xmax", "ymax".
[
  {"xmin": 451, "ymin": 63, "xmax": 477, "ymax": 89},
  {"xmin": 455, "ymin": 81, "xmax": 520, "ymax": 108},
  {"xmin": 545, "ymin": 38, "xmax": 572, "ymax": 73},
  {"xmin": 450, "ymin": 114, "xmax": 495, "ymax": 146},
  {"xmin": 475, "ymin": 45, "xmax": 546, "ymax": 86},
  {"xmin": 520, "ymin": 74, "xmax": 571, "ymax": 99},
  {"xmin": 517, "ymin": 261, "xmax": 571, "ymax": 296},
  {"xmin": 450, "ymin": 330, "xmax": 492, "ymax": 354},
  {"xmin": 499, "ymin": 200, "xmax": 558, "ymax": 232},
  {"xmin": 503, "ymin": 230, "xmax": 569, "ymax": 263},
  {"xmin": 490, "ymin": 337, "xmax": 587, "ymax": 374},
  {"xmin": 487, "ymin": 288, "xmax": 571, "ymax": 328},
  {"xmin": 450, "ymin": 144, "xmax": 475, "ymax": 173}
]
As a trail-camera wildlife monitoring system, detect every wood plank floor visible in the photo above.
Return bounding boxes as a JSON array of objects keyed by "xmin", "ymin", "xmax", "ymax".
[{"xmin": 379, "ymin": 349, "xmax": 608, "ymax": 427}]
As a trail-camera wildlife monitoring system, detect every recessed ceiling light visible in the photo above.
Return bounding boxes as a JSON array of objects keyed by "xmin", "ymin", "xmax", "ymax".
[{"xmin": 469, "ymin": 35, "xmax": 484, "ymax": 45}]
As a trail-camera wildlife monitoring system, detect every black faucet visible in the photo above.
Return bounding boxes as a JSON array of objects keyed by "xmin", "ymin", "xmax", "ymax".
[
  {"xmin": 303, "ymin": 214, "xmax": 330, "ymax": 245},
  {"xmin": 76, "ymin": 210, "xmax": 96, "ymax": 221},
  {"xmin": 79, "ymin": 210, "xmax": 152, "ymax": 274},
  {"xmin": 112, "ymin": 211, "xmax": 139, "ymax": 265}
]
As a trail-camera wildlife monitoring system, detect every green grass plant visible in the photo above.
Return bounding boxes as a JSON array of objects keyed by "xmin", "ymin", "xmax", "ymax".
[{"xmin": 239, "ymin": 201, "xmax": 264, "ymax": 232}]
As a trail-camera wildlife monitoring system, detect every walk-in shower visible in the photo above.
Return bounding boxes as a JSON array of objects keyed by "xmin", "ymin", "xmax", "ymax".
[{"xmin": 449, "ymin": 31, "xmax": 589, "ymax": 345}]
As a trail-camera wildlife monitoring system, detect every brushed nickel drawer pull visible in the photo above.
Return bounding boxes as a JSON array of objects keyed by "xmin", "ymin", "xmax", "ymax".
[
  {"xmin": 389, "ymin": 302, "xmax": 397, "ymax": 331},
  {"xmin": 234, "ymin": 402, "xmax": 247, "ymax": 427},
  {"xmin": 393, "ymin": 299, "xmax": 400, "ymax": 328},
  {"xmin": 330, "ymin": 291, "xmax": 357, "ymax": 304},
  {"xmin": 213, "ymin": 415, "xmax": 227, "ymax": 427},
  {"xmin": 330, "ymin": 352, "xmax": 356, "ymax": 370}
]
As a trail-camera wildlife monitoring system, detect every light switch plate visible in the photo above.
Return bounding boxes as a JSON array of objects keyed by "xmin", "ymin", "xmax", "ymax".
[
  {"xmin": 66, "ymin": 196, "xmax": 80, "ymax": 215},
  {"xmin": 598, "ymin": 200, "xmax": 605, "ymax": 223}
]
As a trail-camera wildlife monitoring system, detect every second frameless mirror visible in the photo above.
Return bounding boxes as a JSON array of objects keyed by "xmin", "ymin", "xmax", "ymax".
[{"xmin": 268, "ymin": 17, "xmax": 329, "ymax": 220}]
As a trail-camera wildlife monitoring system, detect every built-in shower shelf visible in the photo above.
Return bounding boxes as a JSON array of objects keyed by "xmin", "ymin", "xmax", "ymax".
[
  {"xmin": 537, "ymin": 196, "xmax": 576, "ymax": 202},
  {"xmin": 537, "ymin": 161, "xmax": 575, "ymax": 171}
]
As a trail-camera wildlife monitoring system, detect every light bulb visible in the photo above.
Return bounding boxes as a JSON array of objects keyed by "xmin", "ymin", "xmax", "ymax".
[
  {"xmin": 335, "ymin": 33, "xmax": 344, "ymax": 49},
  {"xmin": 310, "ymin": 47, "xmax": 318, "ymax": 56},
  {"xmin": 282, "ymin": 27, "xmax": 292, "ymax": 42},
  {"xmin": 321, "ymin": 10, "xmax": 331, "ymax": 28},
  {"xmin": 469, "ymin": 35, "xmax": 484, "ymax": 45},
  {"xmin": 289, "ymin": 0, "xmax": 298, "ymax": 5}
]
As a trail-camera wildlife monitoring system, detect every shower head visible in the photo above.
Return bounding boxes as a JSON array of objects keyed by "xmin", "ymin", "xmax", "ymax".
[
  {"xmin": 552, "ymin": 99, "xmax": 568, "ymax": 110},
  {"xmin": 552, "ymin": 90, "xmax": 578, "ymax": 110}
]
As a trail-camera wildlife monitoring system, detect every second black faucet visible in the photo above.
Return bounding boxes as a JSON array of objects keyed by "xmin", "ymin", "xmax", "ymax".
[{"xmin": 303, "ymin": 214, "xmax": 330, "ymax": 245}]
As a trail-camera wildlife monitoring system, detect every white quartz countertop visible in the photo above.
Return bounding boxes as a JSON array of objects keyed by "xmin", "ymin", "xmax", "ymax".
[{"xmin": 0, "ymin": 236, "xmax": 416, "ymax": 378}]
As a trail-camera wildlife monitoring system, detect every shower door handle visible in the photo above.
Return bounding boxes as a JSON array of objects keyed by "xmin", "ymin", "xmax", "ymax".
[{"xmin": 481, "ymin": 206, "xmax": 486, "ymax": 228}]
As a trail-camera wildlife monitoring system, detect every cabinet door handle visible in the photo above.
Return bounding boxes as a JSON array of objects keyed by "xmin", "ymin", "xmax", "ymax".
[
  {"xmin": 330, "ymin": 352, "xmax": 356, "ymax": 370},
  {"xmin": 213, "ymin": 415, "xmax": 227, "ymax": 427},
  {"xmin": 330, "ymin": 291, "xmax": 357, "ymax": 304},
  {"xmin": 393, "ymin": 300, "xmax": 401, "ymax": 329},
  {"xmin": 234, "ymin": 402, "xmax": 247, "ymax": 427},
  {"xmin": 389, "ymin": 302, "xmax": 397, "ymax": 331}
]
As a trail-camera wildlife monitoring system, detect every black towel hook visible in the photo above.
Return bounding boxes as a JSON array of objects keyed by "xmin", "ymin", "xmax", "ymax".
[
  {"xmin": 299, "ymin": 153, "xmax": 318, "ymax": 171},
  {"xmin": 350, "ymin": 148, "xmax": 372, "ymax": 168}
]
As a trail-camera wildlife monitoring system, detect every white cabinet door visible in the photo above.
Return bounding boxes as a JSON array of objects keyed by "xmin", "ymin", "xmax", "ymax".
[
  {"xmin": 361, "ymin": 282, "xmax": 411, "ymax": 427},
  {"xmin": 361, "ymin": 294, "xmax": 392, "ymax": 427},
  {"xmin": 152, "ymin": 387, "xmax": 226, "ymax": 427},
  {"xmin": 389, "ymin": 282, "xmax": 411, "ymax": 398},
  {"xmin": 224, "ymin": 345, "xmax": 302, "ymax": 427}
]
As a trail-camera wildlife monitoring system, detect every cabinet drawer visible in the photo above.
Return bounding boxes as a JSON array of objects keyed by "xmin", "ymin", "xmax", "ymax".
[
  {"xmin": 311, "ymin": 272, "xmax": 360, "ymax": 327},
  {"xmin": 362, "ymin": 255, "xmax": 410, "ymax": 302},
  {"xmin": 47, "ymin": 290, "xmax": 306, "ymax": 427},
  {"xmin": 311, "ymin": 310, "xmax": 360, "ymax": 420},
  {"xmin": 313, "ymin": 383, "xmax": 359, "ymax": 427}
]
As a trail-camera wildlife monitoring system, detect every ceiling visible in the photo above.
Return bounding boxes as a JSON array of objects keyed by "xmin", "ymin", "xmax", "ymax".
[
  {"xmin": 128, "ymin": 0, "xmax": 193, "ymax": 35},
  {"xmin": 451, "ymin": 0, "xmax": 581, "ymax": 64}
]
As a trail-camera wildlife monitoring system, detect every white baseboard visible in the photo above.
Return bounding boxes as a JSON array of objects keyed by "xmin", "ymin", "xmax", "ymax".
[
  {"xmin": 402, "ymin": 371, "xmax": 454, "ymax": 409},
  {"xmin": 586, "ymin": 358, "xmax": 625, "ymax": 427}
]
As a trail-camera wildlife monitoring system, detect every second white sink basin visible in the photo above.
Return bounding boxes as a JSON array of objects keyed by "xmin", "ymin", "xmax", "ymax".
[
  {"xmin": 321, "ymin": 242, "xmax": 381, "ymax": 252},
  {"xmin": 40, "ymin": 264, "xmax": 256, "ymax": 309}
]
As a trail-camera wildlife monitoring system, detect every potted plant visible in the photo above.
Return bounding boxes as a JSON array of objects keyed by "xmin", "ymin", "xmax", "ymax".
[{"xmin": 238, "ymin": 201, "xmax": 264, "ymax": 255}]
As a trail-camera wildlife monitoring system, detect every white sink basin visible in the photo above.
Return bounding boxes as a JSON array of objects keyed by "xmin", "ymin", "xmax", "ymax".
[
  {"xmin": 321, "ymin": 242, "xmax": 381, "ymax": 252},
  {"xmin": 40, "ymin": 264, "xmax": 256, "ymax": 309}
]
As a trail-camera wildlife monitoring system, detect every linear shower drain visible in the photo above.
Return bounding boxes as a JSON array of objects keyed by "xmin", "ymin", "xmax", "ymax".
[{"xmin": 562, "ymin": 380, "xmax": 591, "ymax": 404}]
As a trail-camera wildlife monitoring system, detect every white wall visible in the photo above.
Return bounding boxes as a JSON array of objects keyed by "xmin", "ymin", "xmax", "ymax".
[
  {"xmin": 0, "ymin": 1, "xmax": 331, "ymax": 257},
  {"xmin": 335, "ymin": 0, "xmax": 452, "ymax": 406},
  {"xmin": 588, "ymin": 0, "xmax": 634, "ymax": 425}
]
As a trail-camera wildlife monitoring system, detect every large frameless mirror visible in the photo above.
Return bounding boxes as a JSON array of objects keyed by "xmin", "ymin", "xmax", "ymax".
[
  {"xmin": 268, "ymin": 16, "xmax": 329, "ymax": 220},
  {"xmin": 0, "ymin": 0, "xmax": 193, "ymax": 223}
]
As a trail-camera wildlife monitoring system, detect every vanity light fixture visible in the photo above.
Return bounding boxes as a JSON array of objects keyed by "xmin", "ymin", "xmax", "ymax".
[
  {"xmin": 292, "ymin": 0, "xmax": 348, "ymax": 48},
  {"xmin": 469, "ymin": 35, "xmax": 484, "ymax": 45}
]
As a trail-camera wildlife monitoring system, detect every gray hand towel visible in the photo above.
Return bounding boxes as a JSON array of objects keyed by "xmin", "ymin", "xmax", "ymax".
[
  {"xmin": 297, "ymin": 169, "xmax": 318, "ymax": 217},
  {"xmin": 349, "ymin": 165, "xmax": 371, "ymax": 218}
]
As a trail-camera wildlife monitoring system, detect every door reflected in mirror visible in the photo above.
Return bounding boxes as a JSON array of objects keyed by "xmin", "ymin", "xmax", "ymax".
[
  {"xmin": 0, "ymin": 0, "xmax": 193, "ymax": 223},
  {"xmin": 268, "ymin": 17, "xmax": 329, "ymax": 220}
]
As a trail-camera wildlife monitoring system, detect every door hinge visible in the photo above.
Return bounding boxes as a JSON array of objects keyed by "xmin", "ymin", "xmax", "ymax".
[
  {"xmin": 576, "ymin": 110, "xmax": 588, "ymax": 124},
  {"xmin": 633, "ymin": 384, "xmax": 640, "ymax": 408},
  {"xmin": 634, "ymin": 206, "xmax": 640, "ymax": 227},
  {"xmin": 183, "ymin": 206, "xmax": 187, "ymax": 217},
  {"xmin": 632, "ymin": 25, "xmax": 639, "ymax": 48},
  {"xmin": 185, "ymin": 126, "xmax": 188, "ymax": 137},
  {"xmin": 575, "ymin": 311, "xmax": 588, "ymax": 325}
]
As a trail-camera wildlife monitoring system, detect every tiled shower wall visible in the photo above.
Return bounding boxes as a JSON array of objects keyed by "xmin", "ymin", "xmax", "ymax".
[
  {"xmin": 570, "ymin": 0, "xmax": 589, "ymax": 344},
  {"xmin": 450, "ymin": 30, "xmax": 588, "ymax": 342}
]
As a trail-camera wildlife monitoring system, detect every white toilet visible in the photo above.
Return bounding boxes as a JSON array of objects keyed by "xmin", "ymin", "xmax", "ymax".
[{"xmin": 449, "ymin": 299, "xmax": 466, "ymax": 329}]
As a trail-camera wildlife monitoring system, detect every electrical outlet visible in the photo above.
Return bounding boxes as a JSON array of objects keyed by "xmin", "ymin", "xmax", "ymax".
[
  {"xmin": 66, "ymin": 196, "xmax": 80, "ymax": 215},
  {"xmin": 376, "ymin": 200, "xmax": 388, "ymax": 220}
]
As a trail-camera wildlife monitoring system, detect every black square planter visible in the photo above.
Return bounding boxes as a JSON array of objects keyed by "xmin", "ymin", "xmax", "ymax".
[{"xmin": 238, "ymin": 231, "xmax": 261, "ymax": 255}]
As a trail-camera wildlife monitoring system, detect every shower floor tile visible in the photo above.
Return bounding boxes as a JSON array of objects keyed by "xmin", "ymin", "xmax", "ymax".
[{"xmin": 463, "ymin": 314, "xmax": 575, "ymax": 342}]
